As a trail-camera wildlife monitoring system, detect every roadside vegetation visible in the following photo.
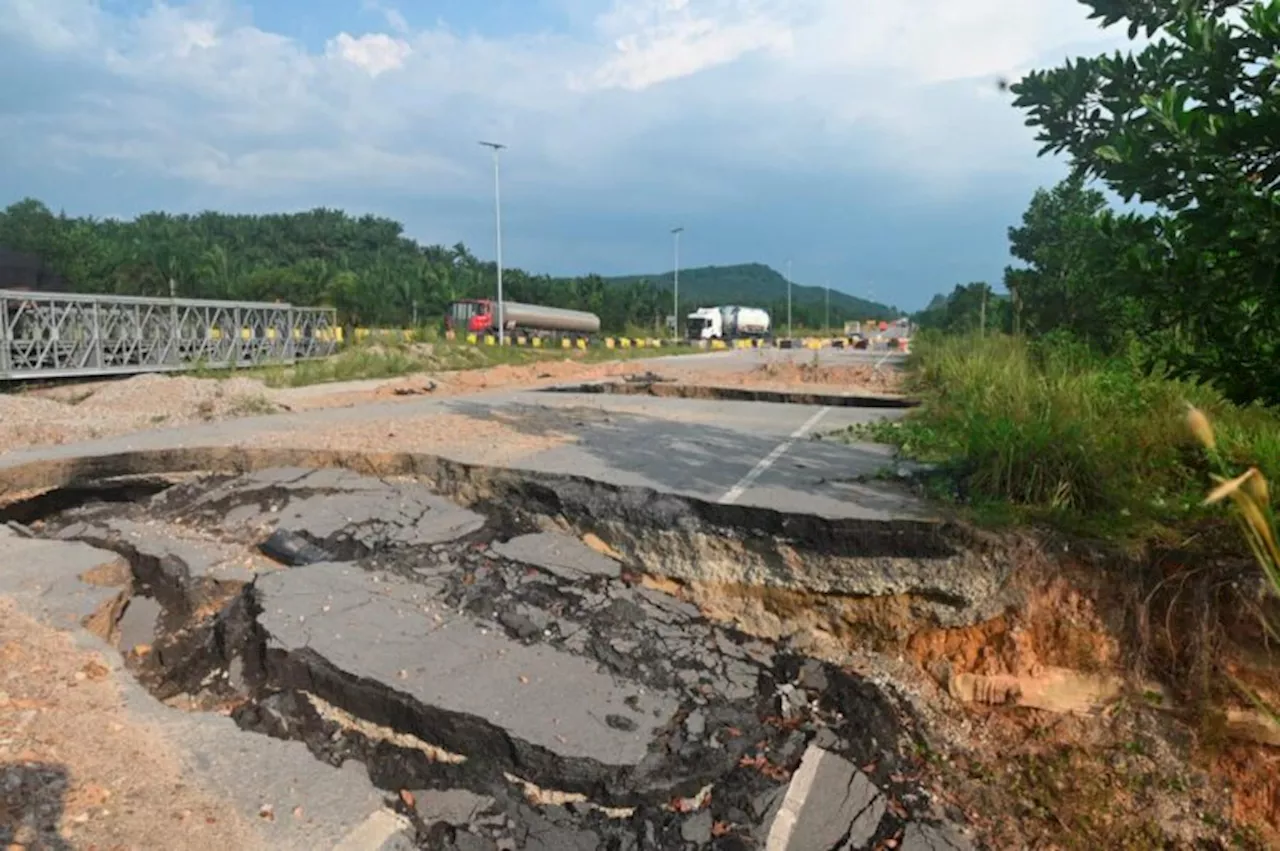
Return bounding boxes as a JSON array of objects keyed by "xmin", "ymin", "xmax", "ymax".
[
  {"xmin": 876, "ymin": 0, "xmax": 1280, "ymax": 547},
  {"xmin": 854, "ymin": 333, "xmax": 1280, "ymax": 545},
  {"xmin": 191, "ymin": 339, "xmax": 703, "ymax": 388},
  {"xmin": 844, "ymin": 6, "xmax": 1280, "ymax": 839}
]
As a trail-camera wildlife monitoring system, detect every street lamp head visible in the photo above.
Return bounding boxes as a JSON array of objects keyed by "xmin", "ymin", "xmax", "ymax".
[
  {"xmin": 671, "ymin": 226, "xmax": 684, "ymax": 235},
  {"xmin": 478, "ymin": 140, "xmax": 506, "ymax": 151}
]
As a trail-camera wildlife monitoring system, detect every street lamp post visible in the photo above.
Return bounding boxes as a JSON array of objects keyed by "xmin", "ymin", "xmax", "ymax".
[
  {"xmin": 671, "ymin": 227, "xmax": 683, "ymax": 340},
  {"xmin": 786, "ymin": 259, "xmax": 793, "ymax": 340},
  {"xmin": 479, "ymin": 141, "xmax": 506, "ymax": 345},
  {"xmin": 825, "ymin": 280, "xmax": 830, "ymax": 334}
]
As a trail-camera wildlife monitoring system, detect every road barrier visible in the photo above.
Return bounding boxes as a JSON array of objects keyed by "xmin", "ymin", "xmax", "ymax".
[{"xmin": 431, "ymin": 333, "xmax": 907, "ymax": 352}]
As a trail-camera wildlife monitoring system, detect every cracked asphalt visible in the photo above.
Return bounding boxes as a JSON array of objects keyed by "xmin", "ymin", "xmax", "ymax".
[
  {"xmin": 0, "ymin": 348, "xmax": 921, "ymax": 522},
  {"xmin": 0, "ymin": 350, "xmax": 983, "ymax": 849},
  {"xmin": 8, "ymin": 462, "xmax": 976, "ymax": 849}
]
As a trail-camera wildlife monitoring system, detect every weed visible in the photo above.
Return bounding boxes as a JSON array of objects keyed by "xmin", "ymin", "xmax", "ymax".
[
  {"xmin": 1188, "ymin": 406, "xmax": 1280, "ymax": 717},
  {"xmin": 226, "ymin": 395, "xmax": 279, "ymax": 417},
  {"xmin": 852, "ymin": 333, "xmax": 1280, "ymax": 543}
]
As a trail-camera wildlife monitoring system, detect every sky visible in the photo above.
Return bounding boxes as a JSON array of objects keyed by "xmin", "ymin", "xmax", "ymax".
[{"xmin": 0, "ymin": 0, "xmax": 1128, "ymax": 310}]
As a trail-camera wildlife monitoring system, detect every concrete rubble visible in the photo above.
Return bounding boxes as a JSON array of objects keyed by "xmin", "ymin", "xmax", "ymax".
[{"xmin": 3, "ymin": 467, "xmax": 978, "ymax": 849}]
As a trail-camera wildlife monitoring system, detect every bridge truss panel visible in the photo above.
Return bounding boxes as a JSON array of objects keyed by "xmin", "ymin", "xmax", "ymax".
[
  {"xmin": 293, "ymin": 307, "xmax": 339, "ymax": 360},
  {"xmin": 0, "ymin": 290, "xmax": 339, "ymax": 381}
]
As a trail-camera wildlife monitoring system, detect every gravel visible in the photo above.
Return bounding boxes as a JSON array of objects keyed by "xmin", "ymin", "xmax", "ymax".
[{"xmin": 1, "ymin": 374, "xmax": 279, "ymax": 452}]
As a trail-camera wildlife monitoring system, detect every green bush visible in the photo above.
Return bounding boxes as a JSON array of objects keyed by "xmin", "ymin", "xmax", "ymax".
[{"xmin": 863, "ymin": 333, "xmax": 1280, "ymax": 538}]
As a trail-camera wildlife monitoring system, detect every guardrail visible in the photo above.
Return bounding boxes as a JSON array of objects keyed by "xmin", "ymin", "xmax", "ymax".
[{"xmin": 0, "ymin": 289, "xmax": 337, "ymax": 381}]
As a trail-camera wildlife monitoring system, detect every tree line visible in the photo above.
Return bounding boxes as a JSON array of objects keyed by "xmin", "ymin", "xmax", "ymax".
[
  {"xmin": 917, "ymin": 0, "xmax": 1280, "ymax": 406},
  {"xmin": 0, "ymin": 200, "xmax": 678, "ymax": 333},
  {"xmin": 0, "ymin": 201, "xmax": 889, "ymax": 335}
]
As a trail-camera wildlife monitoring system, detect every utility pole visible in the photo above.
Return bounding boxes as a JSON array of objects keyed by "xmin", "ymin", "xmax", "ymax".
[
  {"xmin": 824, "ymin": 279, "xmax": 830, "ymax": 334},
  {"xmin": 479, "ymin": 141, "xmax": 506, "ymax": 345},
  {"xmin": 671, "ymin": 226, "xmax": 684, "ymax": 340},
  {"xmin": 980, "ymin": 285, "xmax": 988, "ymax": 337},
  {"xmin": 786, "ymin": 259, "xmax": 793, "ymax": 340}
]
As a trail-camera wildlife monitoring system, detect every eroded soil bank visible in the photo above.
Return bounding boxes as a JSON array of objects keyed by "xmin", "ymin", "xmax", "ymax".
[{"xmin": 0, "ymin": 448, "xmax": 1274, "ymax": 849}]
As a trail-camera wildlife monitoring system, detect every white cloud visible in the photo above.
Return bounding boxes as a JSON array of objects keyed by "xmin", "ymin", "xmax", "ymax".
[
  {"xmin": 362, "ymin": 0, "xmax": 410, "ymax": 35},
  {"xmin": 326, "ymin": 32, "xmax": 412, "ymax": 77},
  {"xmin": 0, "ymin": 0, "xmax": 1125, "ymax": 204},
  {"xmin": 586, "ymin": 0, "xmax": 792, "ymax": 90},
  {"xmin": 0, "ymin": 0, "xmax": 101, "ymax": 52}
]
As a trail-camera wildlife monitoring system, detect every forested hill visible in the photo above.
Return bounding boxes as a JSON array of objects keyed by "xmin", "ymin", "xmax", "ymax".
[
  {"xmin": 0, "ymin": 199, "xmax": 893, "ymax": 332},
  {"xmin": 602, "ymin": 263, "xmax": 897, "ymax": 322}
]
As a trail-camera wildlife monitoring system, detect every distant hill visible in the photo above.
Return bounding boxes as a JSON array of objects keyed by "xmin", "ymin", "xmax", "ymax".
[{"xmin": 603, "ymin": 263, "xmax": 898, "ymax": 322}]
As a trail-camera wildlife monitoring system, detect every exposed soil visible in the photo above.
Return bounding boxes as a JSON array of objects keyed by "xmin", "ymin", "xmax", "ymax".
[
  {"xmin": 1, "ymin": 351, "xmax": 904, "ymax": 454},
  {"xmin": 302, "ymin": 358, "xmax": 667, "ymax": 411},
  {"xmin": 243, "ymin": 412, "xmax": 576, "ymax": 463},
  {"xmin": 3, "ymin": 444, "xmax": 1275, "ymax": 848},
  {"xmin": 0, "ymin": 374, "xmax": 279, "ymax": 451},
  {"xmin": 714, "ymin": 361, "xmax": 903, "ymax": 396},
  {"xmin": 0, "ymin": 360, "xmax": 638, "ymax": 453},
  {"xmin": 670, "ymin": 551, "xmax": 1275, "ymax": 849},
  {"xmin": 0, "ymin": 597, "xmax": 260, "ymax": 850}
]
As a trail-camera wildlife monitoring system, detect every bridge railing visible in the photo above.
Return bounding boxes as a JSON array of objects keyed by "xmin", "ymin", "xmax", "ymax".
[{"xmin": 0, "ymin": 290, "xmax": 338, "ymax": 380}]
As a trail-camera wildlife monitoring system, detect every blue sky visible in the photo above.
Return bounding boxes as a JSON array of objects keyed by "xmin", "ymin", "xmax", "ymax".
[{"xmin": 0, "ymin": 0, "xmax": 1125, "ymax": 310}]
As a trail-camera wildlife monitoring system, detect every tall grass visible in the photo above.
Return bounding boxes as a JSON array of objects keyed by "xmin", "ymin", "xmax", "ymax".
[{"xmin": 865, "ymin": 333, "xmax": 1280, "ymax": 538}]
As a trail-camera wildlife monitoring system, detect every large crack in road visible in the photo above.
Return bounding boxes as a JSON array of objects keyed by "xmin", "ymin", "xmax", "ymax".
[
  {"xmin": 538, "ymin": 380, "xmax": 917, "ymax": 410},
  {"xmin": 5, "ymin": 465, "xmax": 978, "ymax": 850}
]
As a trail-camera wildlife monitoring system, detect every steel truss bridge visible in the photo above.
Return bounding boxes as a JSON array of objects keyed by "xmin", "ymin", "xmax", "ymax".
[{"xmin": 0, "ymin": 290, "xmax": 338, "ymax": 381}]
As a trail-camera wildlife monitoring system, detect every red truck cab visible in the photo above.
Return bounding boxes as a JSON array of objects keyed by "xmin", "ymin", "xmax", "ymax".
[{"xmin": 446, "ymin": 299, "xmax": 495, "ymax": 334}]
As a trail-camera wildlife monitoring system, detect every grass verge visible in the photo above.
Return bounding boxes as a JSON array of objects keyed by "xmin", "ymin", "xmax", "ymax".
[
  {"xmin": 195, "ymin": 340, "xmax": 703, "ymax": 389},
  {"xmin": 843, "ymin": 332, "xmax": 1280, "ymax": 544}
]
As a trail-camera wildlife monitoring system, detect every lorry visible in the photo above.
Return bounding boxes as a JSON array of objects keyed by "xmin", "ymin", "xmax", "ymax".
[
  {"xmin": 686, "ymin": 305, "xmax": 771, "ymax": 341},
  {"xmin": 446, "ymin": 298, "xmax": 601, "ymax": 338}
]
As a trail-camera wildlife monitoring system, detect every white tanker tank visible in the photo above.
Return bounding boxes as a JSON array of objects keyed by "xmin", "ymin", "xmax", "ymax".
[{"xmin": 686, "ymin": 305, "xmax": 771, "ymax": 340}]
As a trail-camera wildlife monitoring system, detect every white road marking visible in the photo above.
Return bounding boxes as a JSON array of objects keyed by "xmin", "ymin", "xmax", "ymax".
[
  {"xmin": 763, "ymin": 744, "xmax": 825, "ymax": 850},
  {"xmin": 332, "ymin": 809, "xmax": 413, "ymax": 851},
  {"xmin": 872, "ymin": 349, "xmax": 897, "ymax": 372},
  {"xmin": 718, "ymin": 406, "xmax": 831, "ymax": 505}
]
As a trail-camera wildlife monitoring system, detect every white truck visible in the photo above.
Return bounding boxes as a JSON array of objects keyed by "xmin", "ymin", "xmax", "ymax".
[{"xmin": 686, "ymin": 305, "xmax": 771, "ymax": 341}]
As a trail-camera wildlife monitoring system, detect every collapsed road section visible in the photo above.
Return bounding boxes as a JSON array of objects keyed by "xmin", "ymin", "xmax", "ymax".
[
  {"xmin": 539, "ymin": 379, "xmax": 917, "ymax": 410},
  {"xmin": 3, "ymin": 464, "xmax": 979, "ymax": 850}
]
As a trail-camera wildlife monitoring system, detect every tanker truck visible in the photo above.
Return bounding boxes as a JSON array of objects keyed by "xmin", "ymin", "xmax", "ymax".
[
  {"xmin": 446, "ymin": 298, "xmax": 601, "ymax": 338},
  {"xmin": 686, "ymin": 305, "xmax": 771, "ymax": 341}
]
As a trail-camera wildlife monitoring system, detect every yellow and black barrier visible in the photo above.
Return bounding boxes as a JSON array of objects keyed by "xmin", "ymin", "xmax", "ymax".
[{"xmin": 339, "ymin": 328, "xmax": 904, "ymax": 353}]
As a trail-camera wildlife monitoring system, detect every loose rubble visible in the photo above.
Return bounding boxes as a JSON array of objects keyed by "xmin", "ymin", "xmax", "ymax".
[{"xmin": 19, "ymin": 466, "xmax": 974, "ymax": 850}]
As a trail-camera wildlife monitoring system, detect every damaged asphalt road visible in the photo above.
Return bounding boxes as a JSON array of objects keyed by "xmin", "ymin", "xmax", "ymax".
[{"xmin": 19, "ymin": 466, "xmax": 975, "ymax": 850}]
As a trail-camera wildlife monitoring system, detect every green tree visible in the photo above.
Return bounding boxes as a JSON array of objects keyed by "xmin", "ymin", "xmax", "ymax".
[
  {"xmin": 0, "ymin": 198, "xmax": 897, "ymax": 335},
  {"xmin": 1003, "ymin": 177, "xmax": 1143, "ymax": 346},
  {"xmin": 1010, "ymin": 0, "xmax": 1280, "ymax": 402}
]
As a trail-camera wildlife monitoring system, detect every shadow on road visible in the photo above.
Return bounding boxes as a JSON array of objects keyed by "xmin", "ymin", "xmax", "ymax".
[{"xmin": 0, "ymin": 761, "xmax": 73, "ymax": 850}]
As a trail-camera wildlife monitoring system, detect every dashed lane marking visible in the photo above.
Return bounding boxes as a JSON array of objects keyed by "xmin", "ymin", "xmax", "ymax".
[{"xmin": 718, "ymin": 406, "xmax": 831, "ymax": 505}]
